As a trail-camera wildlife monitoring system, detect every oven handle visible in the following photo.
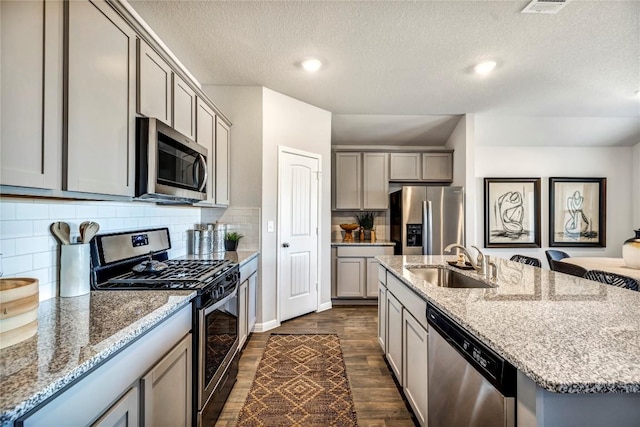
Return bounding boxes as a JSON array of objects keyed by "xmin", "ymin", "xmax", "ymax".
[{"xmin": 202, "ymin": 284, "xmax": 238, "ymax": 316}]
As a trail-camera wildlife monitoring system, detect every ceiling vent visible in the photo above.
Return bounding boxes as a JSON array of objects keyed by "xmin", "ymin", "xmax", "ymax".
[{"xmin": 521, "ymin": 0, "xmax": 570, "ymax": 14}]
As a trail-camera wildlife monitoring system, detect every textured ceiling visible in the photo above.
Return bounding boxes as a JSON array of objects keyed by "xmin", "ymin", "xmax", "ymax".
[{"xmin": 128, "ymin": 0, "xmax": 640, "ymax": 145}]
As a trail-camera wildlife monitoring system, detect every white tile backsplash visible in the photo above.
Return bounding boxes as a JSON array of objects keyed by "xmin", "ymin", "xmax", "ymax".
[
  {"xmin": 331, "ymin": 211, "xmax": 389, "ymax": 240},
  {"xmin": 201, "ymin": 206, "xmax": 261, "ymax": 251},
  {"xmin": 0, "ymin": 197, "xmax": 201, "ymax": 301}
]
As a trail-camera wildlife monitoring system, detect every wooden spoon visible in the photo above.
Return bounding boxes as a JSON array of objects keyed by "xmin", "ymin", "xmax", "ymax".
[
  {"xmin": 82, "ymin": 222, "xmax": 100, "ymax": 243},
  {"xmin": 50, "ymin": 222, "xmax": 71, "ymax": 245}
]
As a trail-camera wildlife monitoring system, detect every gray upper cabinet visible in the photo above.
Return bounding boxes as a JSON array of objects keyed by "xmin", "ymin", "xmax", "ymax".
[
  {"xmin": 334, "ymin": 152, "xmax": 388, "ymax": 210},
  {"xmin": 390, "ymin": 152, "xmax": 453, "ymax": 183},
  {"xmin": 1, "ymin": 0, "xmax": 63, "ymax": 189},
  {"xmin": 196, "ymin": 98, "xmax": 217, "ymax": 203},
  {"xmin": 363, "ymin": 152, "xmax": 389, "ymax": 209},
  {"xmin": 389, "ymin": 153, "xmax": 421, "ymax": 181},
  {"xmin": 422, "ymin": 152, "xmax": 453, "ymax": 182},
  {"xmin": 173, "ymin": 74, "xmax": 197, "ymax": 140},
  {"xmin": 215, "ymin": 117, "xmax": 230, "ymax": 206},
  {"xmin": 66, "ymin": 0, "xmax": 136, "ymax": 196},
  {"xmin": 138, "ymin": 39, "xmax": 172, "ymax": 125},
  {"xmin": 334, "ymin": 152, "xmax": 362, "ymax": 210}
]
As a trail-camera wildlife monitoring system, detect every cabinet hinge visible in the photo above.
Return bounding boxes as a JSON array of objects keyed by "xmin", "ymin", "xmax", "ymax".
[{"xmin": 316, "ymin": 282, "xmax": 318, "ymax": 291}]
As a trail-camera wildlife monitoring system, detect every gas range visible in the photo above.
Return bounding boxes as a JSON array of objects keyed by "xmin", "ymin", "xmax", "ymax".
[
  {"xmin": 97, "ymin": 259, "xmax": 235, "ymax": 290},
  {"xmin": 90, "ymin": 228, "xmax": 239, "ymax": 298}
]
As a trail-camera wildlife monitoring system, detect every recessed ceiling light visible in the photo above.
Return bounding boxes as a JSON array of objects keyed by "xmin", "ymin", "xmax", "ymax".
[
  {"xmin": 474, "ymin": 60, "xmax": 497, "ymax": 75},
  {"xmin": 301, "ymin": 58, "xmax": 322, "ymax": 72}
]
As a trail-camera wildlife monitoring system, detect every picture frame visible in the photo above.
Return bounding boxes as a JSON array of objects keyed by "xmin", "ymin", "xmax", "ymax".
[
  {"xmin": 549, "ymin": 177, "xmax": 606, "ymax": 247},
  {"xmin": 484, "ymin": 178, "xmax": 541, "ymax": 248}
]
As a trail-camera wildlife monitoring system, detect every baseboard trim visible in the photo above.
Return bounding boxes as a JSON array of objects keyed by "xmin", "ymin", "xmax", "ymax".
[
  {"xmin": 253, "ymin": 319, "xmax": 280, "ymax": 333},
  {"xmin": 317, "ymin": 301, "xmax": 332, "ymax": 312}
]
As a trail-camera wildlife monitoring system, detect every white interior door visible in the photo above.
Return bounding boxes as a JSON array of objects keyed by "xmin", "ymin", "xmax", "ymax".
[{"xmin": 278, "ymin": 148, "xmax": 320, "ymax": 322}]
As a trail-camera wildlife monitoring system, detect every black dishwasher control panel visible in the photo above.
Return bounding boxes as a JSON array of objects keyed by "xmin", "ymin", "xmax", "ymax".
[{"xmin": 427, "ymin": 303, "xmax": 516, "ymax": 396}]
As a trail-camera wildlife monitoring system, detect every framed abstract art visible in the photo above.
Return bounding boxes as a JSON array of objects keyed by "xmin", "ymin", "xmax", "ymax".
[
  {"xmin": 484, "ymin": 178, "xmax": 541, "ymax": 248},
  {"xmin": 549, "ymin": 177, "xmax": 606, "ymax": 247}
]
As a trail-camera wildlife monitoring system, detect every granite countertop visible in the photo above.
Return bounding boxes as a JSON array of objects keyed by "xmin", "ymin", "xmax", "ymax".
[
  {"xmin": 179, "ymin": 250, "xmax": 259, "ymax": 265},
  {"xmin": 331, "ymin": 239, "xmax": 395, "ymax": 246},
  {"xmin": 376, "ymin": 255, "xmax": 640, "ymax": 394},
  {"xmin": 0, "ymin": 290, "xmax": 195, "ymax": 425}
]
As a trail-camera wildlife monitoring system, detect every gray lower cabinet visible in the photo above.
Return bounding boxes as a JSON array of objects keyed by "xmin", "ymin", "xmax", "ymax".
[
  {"xmin": 380, "ymin": 268, "xmax": 429, "ymax": 427},
  {"xmin": 403, "ymin": 309, "xmax": 429, "ymax": 427},
  {"xmin": 247, "ymin": 272, "xmax": 257, "ymax": 333},
  {"xmin": 66, "ymin": 0, "xmax": 136, "ymax": 196},
  {"xmin": 21, "ymin": 305, "xmax": 192, "ymax": 426},
  {"xmin": 336, "ymin": 258, "xmax": 365, "ymax": 297},
  {"xmin": 0, "ymin": 0, "xmax": 62, "ymax": 190},
  {"xmin": 378, "ymin": 281, "xmax": 387, "ymax": 351},
  {"xmin": 239, "ymin": 256, "xmax": 259, "ymax": 344},
  {"xmin": 142, "ymin": 334, "xmax": 192, "ymax": 427},
  {"xmin": 334, "ymin": 246, "xmax": 393, "ymax": 299},
  {"xmin": 92, "ymin": 386, "xmax": 139, "ymax": 427},
  {"xmin": 238, "ymin": 281, "xmax": 248, "ymax": 348},
  {"xmin": 386, "ymin": 291, "xmax": 403, "ymax": 383}
]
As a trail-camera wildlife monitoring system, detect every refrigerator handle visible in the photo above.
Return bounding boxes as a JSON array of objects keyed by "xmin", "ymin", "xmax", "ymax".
[{"xmin": 423, "ymin": 200, "xmax": 433, "ymax": 255}]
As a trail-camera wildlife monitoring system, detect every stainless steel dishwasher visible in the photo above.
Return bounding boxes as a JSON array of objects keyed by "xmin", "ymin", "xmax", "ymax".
[{"xmin": 426, "ymin": 303, "xmax": 516, "ymax": 427}]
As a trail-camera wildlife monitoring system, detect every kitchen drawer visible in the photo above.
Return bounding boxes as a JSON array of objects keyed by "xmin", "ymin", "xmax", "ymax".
[
  {"xmin": 378, "ymin": 265, "xmax": 387, "ymax": 286},
  {"xmin": 239, "ymin": 256, "xmax": 258, "ymax": 282},
  {"xmin": 336, "ymin": 246, "xmax": 393, "ymax": 257},
  {"xmin": 387, "ymin": 273, "xmax": 428, "ymax": 330}
]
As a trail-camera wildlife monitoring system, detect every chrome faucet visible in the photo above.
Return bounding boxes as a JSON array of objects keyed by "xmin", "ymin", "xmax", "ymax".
[{"xmin": 444, "ymin": 243, "xmax": 488, "ymax": 277}]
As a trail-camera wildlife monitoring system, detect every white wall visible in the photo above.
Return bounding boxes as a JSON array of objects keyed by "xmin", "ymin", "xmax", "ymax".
[
  {"xmin": 446, "ymin": 114, "xmax": 477, "ymax": 246},
  {"xmin": 633, "ymin": 142, "xmax": 640, "ymax": 227},
  {"xmin": 475, "ymin": 146, "xmax": 634, "ymax": 263},
  {"xmin": 0, "ymin": 197, "xmax": 200, "ymax": 300},
  {"xmin": 203, "ymin": 86, "xmax": 263, "ymax": 208},
  {"xmin": 475, "ymin": 117, "xmax": 640, "ymax": 147},
  {"xmin": 262, "ymin": 88, "xmax": 332, "ymax": 324}
]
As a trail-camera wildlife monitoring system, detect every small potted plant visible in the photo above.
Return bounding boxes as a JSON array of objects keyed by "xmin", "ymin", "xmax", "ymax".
[
  {"xmin": 354, "ymin": 212, "xmax": 376, "ymax": 240},
  {"xmin": 224, "ymin": 231, "xmax": 244, "ymax": 251}
]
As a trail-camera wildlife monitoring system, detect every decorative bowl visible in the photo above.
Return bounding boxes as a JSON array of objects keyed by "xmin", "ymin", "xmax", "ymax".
[{"xmin": 339, "ymin": 223, "xmax": 359, "ymax": 231}]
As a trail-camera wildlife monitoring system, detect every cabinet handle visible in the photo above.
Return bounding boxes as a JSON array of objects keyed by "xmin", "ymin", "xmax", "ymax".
[{"xmin": 282, "ymin": 242, "xmax": 290, "ymax": 248}]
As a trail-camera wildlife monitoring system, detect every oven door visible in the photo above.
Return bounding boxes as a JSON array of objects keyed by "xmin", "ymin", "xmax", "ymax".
[{"xmin": 197, "ymin": 287, "xmax": 239, "ymax": 414}]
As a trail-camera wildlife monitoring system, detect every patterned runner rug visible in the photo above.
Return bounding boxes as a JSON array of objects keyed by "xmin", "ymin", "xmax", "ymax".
[{"xmin": 236, "ymin": 334, "xmax": 358, "ymax": 426}]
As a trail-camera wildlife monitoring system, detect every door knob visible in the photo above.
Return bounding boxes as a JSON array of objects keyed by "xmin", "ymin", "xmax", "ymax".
[{"xmin": 282, "ymin": 242, "xmax": 290, "ymax": 248}]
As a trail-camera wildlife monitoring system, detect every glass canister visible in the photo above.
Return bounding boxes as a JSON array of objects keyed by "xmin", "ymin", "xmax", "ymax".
[{"xmin": 622, "ymin": 228, "xmax": 640, "ymax": 269}]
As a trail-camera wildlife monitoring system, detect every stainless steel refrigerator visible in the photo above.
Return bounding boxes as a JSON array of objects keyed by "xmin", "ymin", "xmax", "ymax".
[{"xmin": 390, "ymin": 186, "xmax": 465, "ymax": 255}]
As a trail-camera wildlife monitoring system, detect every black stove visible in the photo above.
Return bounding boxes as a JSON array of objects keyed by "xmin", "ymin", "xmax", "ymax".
[
  {"xmin": 90, "ymin": 228, "xmax": 239, "ymax": 299},
  {"xmin": 98, "ymin": 259, "xmax": 234, "ymax": 290}
]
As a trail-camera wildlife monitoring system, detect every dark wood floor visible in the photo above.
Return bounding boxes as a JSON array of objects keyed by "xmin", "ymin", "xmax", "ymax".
[{"xmin": 214, "ymin": 306, "xmax": 416, "ymax": 427}]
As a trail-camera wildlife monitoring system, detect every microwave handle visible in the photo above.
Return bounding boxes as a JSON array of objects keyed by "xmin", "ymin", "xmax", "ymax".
[{"xmin": 196, "ymin": 154, "xmax": 208, "ymax": 192}]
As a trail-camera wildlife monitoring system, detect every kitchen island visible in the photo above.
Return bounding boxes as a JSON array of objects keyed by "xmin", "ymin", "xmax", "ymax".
[{"xmin": 377, "ymin": 255, "xmax": 640, "ymax": 427}]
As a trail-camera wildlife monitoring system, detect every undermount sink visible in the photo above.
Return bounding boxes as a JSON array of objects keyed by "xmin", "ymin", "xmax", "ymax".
[{"xmin": 407, "ymin": 267, "xmax": 493, "ymax": 289}]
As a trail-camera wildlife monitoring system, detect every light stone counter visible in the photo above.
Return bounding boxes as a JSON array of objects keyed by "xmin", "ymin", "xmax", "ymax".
[
  {"xmin": 0, "ymin": 290, "xmax": 195, "ymax": 425},
  {"xmin": 331, "ymin": 239, "xmax": 395, "ymax": 246},
  {"xmin": 376, "ymin": 255, "xmax": 640, "ymax": 394}
]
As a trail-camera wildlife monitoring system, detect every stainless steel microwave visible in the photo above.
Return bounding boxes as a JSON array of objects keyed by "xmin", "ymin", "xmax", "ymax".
[{"xmin": 135, "ymin": 117, "xmax": 208, "ymax": 203}]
